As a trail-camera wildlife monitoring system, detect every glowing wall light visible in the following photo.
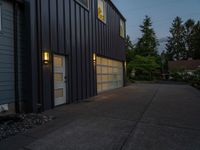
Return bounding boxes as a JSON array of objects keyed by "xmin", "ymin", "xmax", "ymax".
[
  {"xmin": 43, "ymin": 51, "xmax": 50, "ymax": 65},
  {"xmin": 93, "ymin": 53, "xmax": 96, "ymax": 63}
]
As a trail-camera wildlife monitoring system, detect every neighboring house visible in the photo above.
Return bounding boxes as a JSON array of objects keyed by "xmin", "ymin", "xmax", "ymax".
[
  {"xmin": 0, "ymin": 0, "xmax": 28, "ymax": 114},
  {"xmin": 168, "ymin": 60, "xmax": 200, "ymax": 73},
  {"xmin": 0, "ymin": 0, "xmax": 126, "ymax": 114}
]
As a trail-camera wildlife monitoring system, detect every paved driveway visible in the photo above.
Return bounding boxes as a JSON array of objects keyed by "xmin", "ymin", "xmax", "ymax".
[{"xmin": 1, "ymin": 84, "xmax": 200, "ymax": 150}]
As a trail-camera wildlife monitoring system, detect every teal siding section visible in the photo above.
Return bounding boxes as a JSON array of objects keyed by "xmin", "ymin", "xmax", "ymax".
[
  {"xmin": 0, "ymin": 1, "xmax": 15, "ymax": 105},
  {"xmin": 16, "ymin": 4, "xmax": 26, "ymax": 104},
  {"xmin": 0, "ymin": 0, "xmax": 25, "ymax": 106}
]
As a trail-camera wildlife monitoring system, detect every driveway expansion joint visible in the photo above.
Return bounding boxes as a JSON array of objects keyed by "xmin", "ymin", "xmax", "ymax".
[
  {"xmin": 140, "ymin": 121, "xmax": 200, "ymax": 132},
  {"xmin": 119, "ymin": 86, "xmax": 160, "ymax": 150}
]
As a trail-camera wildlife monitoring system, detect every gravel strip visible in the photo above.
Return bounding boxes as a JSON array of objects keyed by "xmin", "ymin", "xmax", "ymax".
[{"xmin": 0, "ymin": 114, "xmax": 54, "ymax": 141}]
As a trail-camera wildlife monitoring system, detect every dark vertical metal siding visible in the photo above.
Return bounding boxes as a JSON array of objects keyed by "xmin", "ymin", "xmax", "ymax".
[
  {"xmin": 70, "ymin": 0, "xmax": 77, "ymax": 102},
  {"xmin": 40, "ymin": 0, "xmax": 52, "ymax": 110},
  {"xmin": 63, "ymin": 0, "xmax": 71, "ymax": 102},
  {"xmin": 50, "ymin": 0, "xmax": 58, "ymax": 53},
  {"xmin": 57, "ymin": 0, "xmax": 65, "ymax": 54},
  {"xmin": 28, "ymin": 0, "xmax": 126, "ymax": 110}
]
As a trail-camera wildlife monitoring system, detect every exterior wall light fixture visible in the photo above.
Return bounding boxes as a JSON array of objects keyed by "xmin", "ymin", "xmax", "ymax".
[
  {"xmin": 93, "ymin": 53, "xmax": 96, "ymax": 63},
  {"xmin": 124, "ymin": 61, "xmax": 127, "ymax": 71},
  {"xmin": 43, "ymin": 51, "xmax": 50, "ymax": 65}
]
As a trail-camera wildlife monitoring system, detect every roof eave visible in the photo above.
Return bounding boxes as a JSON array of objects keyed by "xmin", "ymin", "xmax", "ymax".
[{"xmin": 107, "ymin": 0, "xmax": 126, "ymax": 21}]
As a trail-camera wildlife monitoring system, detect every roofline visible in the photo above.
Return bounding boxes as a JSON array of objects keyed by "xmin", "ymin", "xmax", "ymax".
[
  {"xmin": 6, "ymin": 0, "xmax": 126, "ymax": 21},
  {"xmin": 107, "ymin": 0, "xmax": 126, "ymax": 21}
]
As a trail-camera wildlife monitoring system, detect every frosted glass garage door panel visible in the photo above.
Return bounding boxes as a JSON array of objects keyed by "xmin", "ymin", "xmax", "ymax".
[
  {"xmin": 96, "ymin": 56, "xmax": 123, "ymax": 93},
  {"xmin": 102, "ymin": 66, "xmax": 108, "ymax": 74}
]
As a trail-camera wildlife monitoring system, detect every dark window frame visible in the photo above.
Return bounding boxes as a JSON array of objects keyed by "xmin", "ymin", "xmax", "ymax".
[{"xmin": 75, "ymin": 0, "xmax": 90, "ymax": 10}]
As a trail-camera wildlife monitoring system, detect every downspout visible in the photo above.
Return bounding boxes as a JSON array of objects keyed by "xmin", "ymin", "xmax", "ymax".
[{"xmin": 13, "ymin": 0, "xmax": 20, "ymax": 113}]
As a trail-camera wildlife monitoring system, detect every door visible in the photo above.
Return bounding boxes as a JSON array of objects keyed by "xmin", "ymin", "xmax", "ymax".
[
  {"xmin": 96, "ymin": 56, "xmax": 124, "ymax": 93},
  {"xmin": 54, "ymin": 55, "xmax": 66, "ymax": 106}
]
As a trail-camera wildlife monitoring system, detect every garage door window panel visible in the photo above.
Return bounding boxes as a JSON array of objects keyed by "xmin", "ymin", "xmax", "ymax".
[{"xmin": 96, "ymin": 56, "xmax": 123, "ymax": 93}]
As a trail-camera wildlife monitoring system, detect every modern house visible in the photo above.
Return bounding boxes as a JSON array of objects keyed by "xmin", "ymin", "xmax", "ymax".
[{"xmin": 0, "ymin": 0, "xmax": 126, "ymax": 114}]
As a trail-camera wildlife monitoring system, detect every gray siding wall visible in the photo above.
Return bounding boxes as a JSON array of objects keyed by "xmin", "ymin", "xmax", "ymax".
[
  {"xmin": 0, "ymin": 0, "xmax": 25, "ymax": 108},
  {"xmin": 16, "ymin": 4, "xmax": 26, "ymax": 105},
  {"xmin": 0, "ymin": 1, "xmax": 15, "ymax": 105}
]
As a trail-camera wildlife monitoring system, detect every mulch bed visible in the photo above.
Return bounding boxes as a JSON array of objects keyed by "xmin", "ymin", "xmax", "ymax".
[{"xmin": 0, "ymin": 114, "xmax": 54, "ymax": 141}]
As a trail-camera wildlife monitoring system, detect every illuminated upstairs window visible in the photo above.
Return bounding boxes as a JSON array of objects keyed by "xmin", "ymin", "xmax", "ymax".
[
  {"xmin": 98, "ymin": 0, "xmax": 106, "ymax": 23},
  {"xmin": 120, "ymin": 19, "xmax": 125, "ymax": 38}
]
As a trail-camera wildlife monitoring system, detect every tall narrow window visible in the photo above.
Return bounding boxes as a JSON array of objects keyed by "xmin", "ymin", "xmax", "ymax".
[
  {"xmin": 0, "ymin": 5, "xmax": 2, "ymax": 31},
  {"xmin": 98, "ymin": 0, "xmax": 106, "ymax": 23},
  {"xmin": 76, "ymin": 0, "xmax": 89, "ymax": 9},
  {"xmin": 120, "ymin": 19, "xmax": 125, "ymax": 38}
]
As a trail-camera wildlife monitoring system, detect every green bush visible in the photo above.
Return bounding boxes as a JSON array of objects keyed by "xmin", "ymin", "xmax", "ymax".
[
  {"xmin": 127, "ymin": 55, "xmax": 161, "ymax": 81},
  {"xmin": 170, "ymin": 69, "xmax": 200, "ymax": 88}
]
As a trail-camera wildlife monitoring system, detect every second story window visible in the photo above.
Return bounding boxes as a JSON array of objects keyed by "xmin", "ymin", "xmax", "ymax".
[
  {"xmin": 76, "ymin": 0, "xmax": 89, "ymax": 9},
  {"xmin": 120, "ymin": 19, "xmax": 125, "ymax": 38},
  {"xmin": 98, "ymin": 0, "xmax": 106, "ymax": 23}
]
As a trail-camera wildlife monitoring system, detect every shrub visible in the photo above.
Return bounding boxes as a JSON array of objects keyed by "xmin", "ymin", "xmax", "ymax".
[
  {"xmin": 170, "ymin": 69, "xmax": 200, "ymax": 88},
  {"xmin": 127, "ymin": 55, "xmax": 161, "ymax": 81}
]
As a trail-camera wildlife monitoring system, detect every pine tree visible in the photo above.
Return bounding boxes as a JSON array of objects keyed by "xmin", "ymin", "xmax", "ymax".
[
  {"xmin": 125, "ymin": 35, "xmax": 135, "ymax": 63},
  {"xmin": 166, "ymin": 17, "xmax": 186, "ymax": 60},
  {"xmin": 136, "ymin": 16, "xmax": 158, "ymax": 56},
  {"xmin": 184, "ymin": 19, "xmax": 195, "ymax": 59},
  {"xmin": 125, "ymin": 35, "xmax": 134, "ymax": 50},
  {"xmin": 192, "ymin": 21, "xmax": 200, "ymax": 59}
]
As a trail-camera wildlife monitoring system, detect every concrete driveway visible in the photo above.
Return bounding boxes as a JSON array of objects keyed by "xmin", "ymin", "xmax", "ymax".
[{"xmin": 1, "ymin": 83, "xmax": 200, "ymax": 150}]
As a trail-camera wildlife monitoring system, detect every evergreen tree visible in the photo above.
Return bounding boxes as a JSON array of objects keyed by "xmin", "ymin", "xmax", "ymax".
[
  {"xmin": 192, "ymin": 21, "xmax": 200, "ymax": 59},
  {"xmin": 184, "ymin": 19, "xmax": 195, "ymax": 59},
  {"xmin": 166, "ymin": 17, "xmax": 186, "ymax": 60},
  {"xmin": 125, "ymin": 35, "xmax": 134, "ymax": 50},
  {"xmin": 125, "ymin": 35, "xmax": 135, "ymax": 63},
  {"xmin": 136, "ymin": 16, "xmax": 158, "ymax": 56},
  {"xmin": 161, "ymin": 51, "xmax": 168, "ymax": 74}
]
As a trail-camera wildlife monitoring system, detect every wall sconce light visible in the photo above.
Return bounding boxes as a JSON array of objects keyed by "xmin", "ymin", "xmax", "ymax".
[
  {"xmin": 124, "ymin": 61, "xmax": 127, "ymax": 69},
  {"xmin": 93, "ymin": 53, "xmax": 96, "ymax": 63},
  {"xmin": 124, "ymin": 61, "xmax": 127, "ymax": 72},
  {"xmin": 43, "ymin": 51, "xmax": 50, "ymax": 65}
]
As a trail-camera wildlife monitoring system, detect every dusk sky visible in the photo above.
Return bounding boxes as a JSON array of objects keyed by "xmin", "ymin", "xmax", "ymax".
[{"xmin": 112, "ymin": 0, "xmax": 200, "ymax": 43}]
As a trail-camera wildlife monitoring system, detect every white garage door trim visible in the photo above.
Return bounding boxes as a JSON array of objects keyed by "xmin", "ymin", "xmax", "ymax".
[{"xmin": 96, "ymin": 56, "xmax": 123, "ymax": 93}]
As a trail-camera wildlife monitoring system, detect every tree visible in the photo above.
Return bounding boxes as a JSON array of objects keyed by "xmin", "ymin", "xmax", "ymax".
[
  {"xmin": 161, "ymin": 51, "xmax": 168, "ymax": 74},
  {"xmin": 128, "ymin": 55, "xmax": 161, "ymax": 80},
  {"xmin": 184, "ymin": 19, "xmax": 195, "ymax": 58},
  {"xmin": 166, "ymin": 17, "xmax": 186, "ymax": 60},
  {"xmin": 136, "ymin": 16, "xmax": 158, "ymax": 56},
  {"xmin": 125, "ymin": 35, "xmax": 134, "ymax": 50},
  {"xmin": 192, "ymin": 21, "xmax": 200, "ymax": 59},
  {"xmin": 125, "ymin": 35, "xmax": 135, "ymax": 63}
]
